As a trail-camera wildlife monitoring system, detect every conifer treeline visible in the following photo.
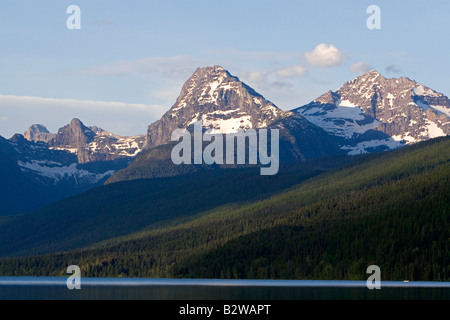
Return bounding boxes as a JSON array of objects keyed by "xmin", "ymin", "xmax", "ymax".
[{"xmin": 0, "ymin": 137, "xmax": 448, "ymax": 280}]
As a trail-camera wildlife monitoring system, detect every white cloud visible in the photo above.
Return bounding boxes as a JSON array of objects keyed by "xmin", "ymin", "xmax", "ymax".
[
  {"xmin": 246, "ymin": 71, "xmax": 266, "ymax": 83},
  {"xmin": 0, "ymin": 95, "xmax": 166, "ymax": 138},
  {"xmin": 350, "ymin": 62, "xmax": 373, "ymax": 74},
  {"xmin": 0, "ymin": 95, "xmax": 156, "ymax": 112},
  {"xmin": 304, "ymin": 43, "xmax": 344, "ymax": 67},
  {"xmin": 241, "ymin": 67, "xmax": 303, "ymax": 92},
  {"xmin": 240, "ymin": 71, "xmax": 270, "ymax": 90},
  {"xmin": 242, "ymin": 64, "xmax": 307, "ymax": 88},
  {"xmin": 385, "ymin": 64, "xmax": 401, "ymax": 74},
  {"xmin": 274, "ymin": 65, "xmax": 308, "ymax": 78}
]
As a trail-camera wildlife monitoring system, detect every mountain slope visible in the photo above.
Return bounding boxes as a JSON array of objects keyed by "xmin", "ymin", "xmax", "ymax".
[
  {"xmin": 0, "ymin": 136, "xmax": 448, "ymax": 280},
  {"xmin": 0, "ymin": 134, "xmax": 130, "ymax": 216},
  {"xmin": 0, "ymin": 136, "xmax": 49, "ymax": 216},
  {"xmin": 294, "ymin": 71, "xmax": 450, "ymax": 154},
  {"xmin": 0, "ymin": 155, "xmax": 351, "ymax": 257},
  {"xmin": 0, "ymin": 118, "xmax": 145, "ymax": 215},
  {"xmin": 107, "ymin": 66, "xmax": 341, "ymax": 183}
]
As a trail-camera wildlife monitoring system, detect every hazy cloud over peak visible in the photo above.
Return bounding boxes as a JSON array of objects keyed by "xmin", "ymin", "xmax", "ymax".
[
  {"xmin": 0, "ymin": 95, "xmax": 166, "ymax": 138},
  {"xmin": 350, "ymin": 62, "xmax": 373, "ymax": 74},
  {"xmin": 385, "ymin": 64, "xmax": 401, "ymax": 74},
  {"xmin": 274, "ymin": 65, "xmax": 308, "ymax": 78}
]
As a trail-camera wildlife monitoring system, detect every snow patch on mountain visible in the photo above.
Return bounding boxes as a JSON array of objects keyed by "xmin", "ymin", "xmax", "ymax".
[
  {"xmin": 18, "ymin": 160, "xmax": 115, "ymax": 184},
  {"xmin": 421, "ymin": 120, "xmax": 446, "ymax": 139},
  {"xmin": 414, "ymin": 99, "xmax": 450, "ymax": 117},
  {"xmin": 299, "ymin": 100, "xmax": 380, "ymax": 139},
  {"xmin": 342, "ymin": 138, "xmax": 404, "ymax": 155},
  {"xmin": 50, "ymin": 147, "xmax": 78, "ymax": 154},
  {"xmin": 204, "ymin": 115, "xmax": 253, "ymax": 134},
  {"xmin": 412, "ymin": 85, "xmax": 440, "ymax": 97}
]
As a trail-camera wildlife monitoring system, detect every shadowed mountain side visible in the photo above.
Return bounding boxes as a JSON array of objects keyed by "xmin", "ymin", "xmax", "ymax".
[
  {"xmin": 0, "ymin": 154, "xmax": 353, "ymax": 257},
  {"xmin": 0, "ymin": 137, "xmax": 448, "ymax": 280}
]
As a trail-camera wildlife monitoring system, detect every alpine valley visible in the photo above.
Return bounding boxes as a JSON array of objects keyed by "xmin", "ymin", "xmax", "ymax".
[{"xmin": 0, "ymin": 66, "xmax": 448, "ymax": 281}]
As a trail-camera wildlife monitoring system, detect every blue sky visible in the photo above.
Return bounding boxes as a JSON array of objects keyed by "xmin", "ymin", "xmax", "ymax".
[{"xmin": 1, "ymin": 0, "xmax": 449, "ymax": 138}]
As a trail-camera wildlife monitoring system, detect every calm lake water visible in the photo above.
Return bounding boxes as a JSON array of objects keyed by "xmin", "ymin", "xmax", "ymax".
[{"xmin": 0, "ymin": 277, "xmax": 449, "ymax": 300}]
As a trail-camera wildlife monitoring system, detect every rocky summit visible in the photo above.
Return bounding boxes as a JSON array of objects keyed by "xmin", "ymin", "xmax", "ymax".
[
  {"xmin": 24, "ymin": 118, "xmax": 146, "ymax": 163},
  {"xmin": 145, "ymin": 65, "xmax": 290, "ymax": 149},
  {"xmin": 293, "ymin": 70, "xmax": 450, "ymax": 154},
  {"xmin": 144, "ymin": 65, "xmax": 340, "ymax": 162}
]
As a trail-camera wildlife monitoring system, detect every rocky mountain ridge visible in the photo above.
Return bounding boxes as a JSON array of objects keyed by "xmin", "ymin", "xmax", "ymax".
[
  {"xmin": 2, "ymin": 66, "xmax": 449, "ymax": 213},
  {"xmin": 23, "ymin": 118, "xmax": 145, "ymax": 163},
  {"xmin": 145, "ymin": 66, "xmax": 292, "ymax": 149},
  {"xmin": 0, "ymin": 119, "xmax": 145, "ymax": 215},
  {"xmin": 294, "ymin": 70, "xmax": 450, "ymax": 154}
]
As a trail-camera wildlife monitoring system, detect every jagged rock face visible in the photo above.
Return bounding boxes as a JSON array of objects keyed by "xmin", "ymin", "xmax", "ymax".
[
  {"xmin": 105, "ymin": 66, "xmax": 343, "ymax": 183},
  {"xmin": 24, "ymin": 119, "xmax": 146, "ymax": 164},
  {"xmin": 143, "ymin": 65, "xmax": 343, "ymax": 163},
  {"xmin": 23, "ymin": 124, "xmax": 56, "ymax": 143},
  {"xmin": 146, "ymin": 66, "xmax": 290, "ymax": 148},
  {"xmin": 294, "ymin": 70, "xmax": 450, "ymax": 154},
  {"xmin": 50, "ymin": 118, "xmax": 96, "ymax": 150}
]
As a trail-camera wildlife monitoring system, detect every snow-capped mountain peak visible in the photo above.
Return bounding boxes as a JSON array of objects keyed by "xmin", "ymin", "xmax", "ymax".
[
  {"xmin": 146, "ymin": 66, "xmax": 290, "ymax": 148},
  {"xmin": 294, "ymin": 71, "xmax": 450, "ymax": 155}
]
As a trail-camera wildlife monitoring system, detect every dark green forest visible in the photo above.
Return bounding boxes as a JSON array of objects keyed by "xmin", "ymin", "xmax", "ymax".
[{"xmin": 0, "ymin": 137, "xmax": 448, "ymax": 280}]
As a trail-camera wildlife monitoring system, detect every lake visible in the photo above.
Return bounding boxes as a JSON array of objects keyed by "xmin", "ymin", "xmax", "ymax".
[{"xmin": 0, "ymin": 277, "xmax": 449, "ymax": 300}]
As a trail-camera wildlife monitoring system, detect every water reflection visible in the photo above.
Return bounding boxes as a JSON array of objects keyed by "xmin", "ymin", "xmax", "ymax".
[{"xmin": 0, "ymin": 277, "xmax": 449, "ymax": 300}]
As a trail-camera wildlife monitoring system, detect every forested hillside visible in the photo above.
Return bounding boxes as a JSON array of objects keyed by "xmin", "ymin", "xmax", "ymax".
[
  {"xmin": 0, "ymin": 137, "xmax": 448, "ymax": 280},
  {"xmin": 0, "ymin": 155, "xmax": 352, "ymax": 257}
]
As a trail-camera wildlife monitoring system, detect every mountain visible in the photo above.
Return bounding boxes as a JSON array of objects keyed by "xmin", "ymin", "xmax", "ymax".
[
  {"xmin": 23, "ymin": 124, "xmax": 55, "ymax": 143},
  {"xmin": 145, "ymin": 65, "xmax": 289, "ymax": 148},
  {"xmin": 0, "ymin": 67, "xmax": 448, "ymax": 280},
  {"xmin": 0, "ymin": 133, "xmax": 129, "ymax": 216},
  {"xmin": 49, "ymin": 118, "xmax": 96, "ymax": 153},
  {"xmin": 107, "ymin": 66, "xmax": 341, "ymax": 183},
  {"xmin": 293, "ymin": 70, "xmax": 450, "ymax": 154},
  {"xmin": 4, "ymin": 69, "xmax": 449, "ymax": 213},
  {"xmin": 28, "ymin": 118, "xmax": 146, "ymax": 163},
  {"xmin": 1, "ymin": 136, "xmax": 448, "ymax": 281},
  {"xmin": 0, "ymin": 119, "xmax": 145, "ymax": 215}
]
